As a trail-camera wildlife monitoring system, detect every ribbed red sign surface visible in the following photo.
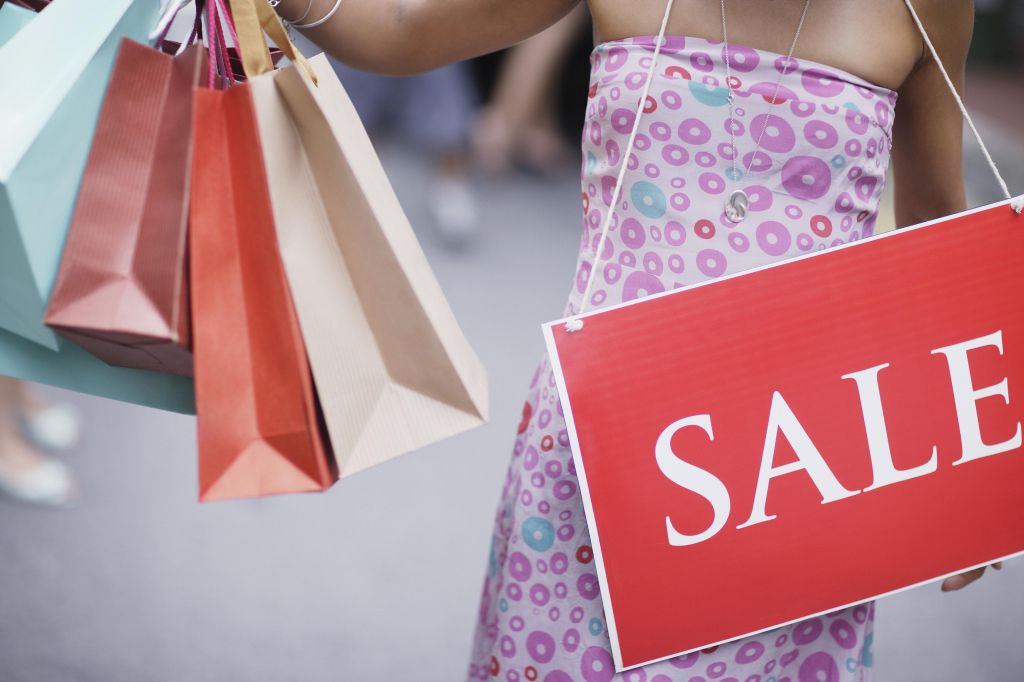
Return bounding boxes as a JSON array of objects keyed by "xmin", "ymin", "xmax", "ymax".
[{"xmin": 545, "ymin": 200, "xmax": 1024, "ymax": 670}]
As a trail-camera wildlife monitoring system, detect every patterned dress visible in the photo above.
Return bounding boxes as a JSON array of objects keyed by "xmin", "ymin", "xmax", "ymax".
[{"xmin": 469, "ymin": 35, "xmax": 895, "ymax": 682}]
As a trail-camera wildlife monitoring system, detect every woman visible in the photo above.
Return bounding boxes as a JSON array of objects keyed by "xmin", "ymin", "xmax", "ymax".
[{"xmin": 274, "ymin": 0, "xmax": 989, "ymax": 679}]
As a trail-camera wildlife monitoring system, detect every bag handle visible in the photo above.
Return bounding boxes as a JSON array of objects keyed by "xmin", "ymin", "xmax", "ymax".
[
  {"xmin": 214, "ymin": 0, "xmax": 243, "ymax": 85},
  {"xmin": 228, "ymin": 0, "xmax": 317, "ymax": 84},
  {"xmin": 150, "ymin": 0, "xmax": 190, "ymax": 45},
  {"xmin": 566, "ymin": 0, "xmax": 1022, "ymax": 332},
  {"xmin": 148, "ymin": 0, "xmax": 234, "ymax": 86}
]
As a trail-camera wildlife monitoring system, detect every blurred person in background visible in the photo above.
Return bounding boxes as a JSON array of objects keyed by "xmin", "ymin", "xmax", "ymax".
[
  {"xmin": 472, "ymin": 6, "xmax": 589, "ymax": 175},
  {"xmin": 0, "ymin": 378, "xmax": 79, "ymax": 506}
]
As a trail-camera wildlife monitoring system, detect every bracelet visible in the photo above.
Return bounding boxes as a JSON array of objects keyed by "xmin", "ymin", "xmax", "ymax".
[
  {"xmin": 272, "ymin": 0, "xmax": 315, "ymax": 24},
  {"xmin": 292, "ymin": 0, "xmax": 343, "ymax": 29}
]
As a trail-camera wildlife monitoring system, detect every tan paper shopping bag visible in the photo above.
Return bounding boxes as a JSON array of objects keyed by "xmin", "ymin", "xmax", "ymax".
[{"xmin": 246, "ymin": 54, "xmax": 488, "ymax": 478}]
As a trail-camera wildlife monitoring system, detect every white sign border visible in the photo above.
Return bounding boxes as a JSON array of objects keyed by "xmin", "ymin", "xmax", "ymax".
[{"xmin": 542, "ymin": 197, "xmax": 1024, "ymax": 672}]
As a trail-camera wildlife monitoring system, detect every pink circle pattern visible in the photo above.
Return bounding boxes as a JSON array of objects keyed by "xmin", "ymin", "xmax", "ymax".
[{"xmin": 468, "ymin": 35, "xmax": 890, "ymax": 681}]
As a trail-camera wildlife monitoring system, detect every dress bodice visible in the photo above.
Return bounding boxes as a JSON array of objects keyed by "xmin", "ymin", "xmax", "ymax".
[{"xmin": 569, "ymin": 35, "xmax": 898, "ymax": 311}]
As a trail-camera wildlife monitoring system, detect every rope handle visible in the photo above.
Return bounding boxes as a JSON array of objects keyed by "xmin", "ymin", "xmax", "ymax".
[
  {"xmin": 206, "ymin": 0, "xmax": 218, "ymax": 88},
  {"xmin": 565, "ymin": 0, "xmax": 1022, "ymax": 333},
  {"xmin": 218, "ymin": 0, "xmax": 241, "ymax": 85},
  {"xmin": 204, "ymin": 0, "xmax": 240, "ymax": 89},
  {"xmin": 151, "ymin": 0, "xmax": 314, "ymax": 87}
]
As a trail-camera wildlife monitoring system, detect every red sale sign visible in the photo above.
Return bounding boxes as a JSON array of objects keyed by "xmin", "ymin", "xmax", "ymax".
[{"xmin": 544, "ymin": 199, "xmax": 1024, "ymax": 671}]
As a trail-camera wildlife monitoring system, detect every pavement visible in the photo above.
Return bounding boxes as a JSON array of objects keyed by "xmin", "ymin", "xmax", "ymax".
[{"xmin": 0, "ymin": 103, "xmax": 1022, "ymax": 681}]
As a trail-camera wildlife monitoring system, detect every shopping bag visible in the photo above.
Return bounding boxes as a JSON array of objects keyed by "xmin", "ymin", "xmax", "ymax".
[
  {"xmin": 189, "ymin": 82, "xmax": 334, "ymax": 501},
  {"xmin": 0, "ymin": 0, "xmax": 157, "ymax": 349},
  {"xmin": 247, "ymin": 56, "xmax": 489, "ymax": 477},
  {"xmin": 0, "ymin": 0, "xmax": 194, "ymax": 414},
  {"xmin": 0, "ymin": 2, "xmax": 33, "ymax": 46},
  {"xmin": 0, "ymin": 326, "xmax": 194, "ymax": 413},
  {"xmin": 44, "ymin": 38, "xmax": 204, "ymax": 378}
]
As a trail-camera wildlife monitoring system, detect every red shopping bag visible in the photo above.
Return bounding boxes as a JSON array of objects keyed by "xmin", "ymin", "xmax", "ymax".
[
  {"xmin": 189, "ymin": 81, "xmax": 335, "ymax": 501},
  {"xmin": 45, "ymin": 39, "xmax": 204, "ymax": 377}
]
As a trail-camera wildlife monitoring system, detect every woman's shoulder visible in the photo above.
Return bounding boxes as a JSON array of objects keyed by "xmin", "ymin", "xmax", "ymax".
[
  {"xmin": 870, "ymin": 0, "xmax": 974, "ymax": 91},
  {"xmin": 911, "ymin": 0, "xmax": 974, "ymax": 60}
]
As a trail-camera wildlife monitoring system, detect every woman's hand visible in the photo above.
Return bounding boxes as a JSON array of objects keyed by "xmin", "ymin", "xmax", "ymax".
[{"xmin": 942, "ymin": 561, "xmax": 1002, "ymax": 591}]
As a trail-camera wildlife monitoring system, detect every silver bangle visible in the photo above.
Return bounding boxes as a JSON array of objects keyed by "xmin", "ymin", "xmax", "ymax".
[
  {"xmin": 272, "ymin": 0, "xmax": 315, "ymax": 24},
  {"xmin": 292, "ymin": 0, "xmax": 343, "ymax": 29}
]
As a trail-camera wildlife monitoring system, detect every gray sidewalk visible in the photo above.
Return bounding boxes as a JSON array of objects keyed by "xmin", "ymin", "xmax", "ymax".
[{"xmin": 0, "ymin": 124, "xmax": 1022, "ymax": 681}]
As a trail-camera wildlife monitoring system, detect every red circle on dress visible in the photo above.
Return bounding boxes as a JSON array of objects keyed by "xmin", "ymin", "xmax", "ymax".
[
  {"xmin": 665, "ymin": 65, "xmax": 692, "ymax": 80},
  {"xmin": 695, "ymin": 218, "xmax": 716, "ymax": 239},
  {"xmin": 810, "ymin": 214, "xmax": 832, "ymax": 237}
]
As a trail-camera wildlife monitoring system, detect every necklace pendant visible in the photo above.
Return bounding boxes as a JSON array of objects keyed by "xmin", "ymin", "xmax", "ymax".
[{"xmin": 725, "ymin": 189, "xmax": 749, "ymax": 223}]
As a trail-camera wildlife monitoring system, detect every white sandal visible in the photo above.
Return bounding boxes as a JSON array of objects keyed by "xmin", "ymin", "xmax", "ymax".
[
  {"xmin": 17, "ymin": 402, "xmax": 81, "ymax": 453},
  {"xmin": 0, "ymin": 458, "xmax": 75, "ymax": 507}
]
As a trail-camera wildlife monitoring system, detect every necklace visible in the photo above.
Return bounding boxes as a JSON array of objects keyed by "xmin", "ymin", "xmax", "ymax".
[{"xmin": 721, "ymin": 0, "xmax": 812, "ymax": 223}]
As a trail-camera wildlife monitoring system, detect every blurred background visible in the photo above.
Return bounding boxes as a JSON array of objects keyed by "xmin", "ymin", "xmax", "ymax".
[{"xmin": 1, "ymin": 1, "xmax": 1023, "ymax": 680}]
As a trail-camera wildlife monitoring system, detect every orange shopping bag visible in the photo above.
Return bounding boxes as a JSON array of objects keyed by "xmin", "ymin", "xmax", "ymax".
[{"xmin": 188, "ymin": 80, "xmax": 334, "ymax": 501}]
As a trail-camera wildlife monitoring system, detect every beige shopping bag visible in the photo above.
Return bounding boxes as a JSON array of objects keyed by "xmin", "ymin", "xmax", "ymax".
[{"xmin": 247, "ymin": 54, "xmax": 488, "ymax": 478}]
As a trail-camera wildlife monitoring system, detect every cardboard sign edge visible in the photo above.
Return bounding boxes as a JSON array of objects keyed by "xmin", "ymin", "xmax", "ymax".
[
  {"xmin": 542, "ymin": 321, "xmax": 628, "ymax": 670},
  {"xmin": 546, "ymin": 197, "xmax": 1019, "ymax": 329}
]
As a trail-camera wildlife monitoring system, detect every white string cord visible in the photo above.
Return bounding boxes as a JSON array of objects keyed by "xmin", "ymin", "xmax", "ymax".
[
  {"xmin": 903, "ymin": 0, "xmax": 1023, "ymax": 214},
  {"xmin": 292, "ymin": 0, "xmax": 343, "ymax": 28},
  {"xmin": 566, "ymin": 0, "xmax": 677, "ymax": 332}
]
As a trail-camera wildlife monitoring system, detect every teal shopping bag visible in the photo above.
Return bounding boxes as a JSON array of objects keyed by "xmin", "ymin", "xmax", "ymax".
[
  {"xmin": 0, "ymin": 0, "xmax": 157, "ymax": 350},
  {"xmin": 0, "ymin": 0, "xmax": 195, "ymax": 414},
  {"xmin": 0, "ymin": 3, "xmax": 34, "ymax": 46},
  {"xmin": 0, "ymin": 327, "xmax": 194, "ymax": 413}
]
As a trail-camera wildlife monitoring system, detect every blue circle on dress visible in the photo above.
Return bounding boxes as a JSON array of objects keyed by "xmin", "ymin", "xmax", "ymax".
[
  {"xmin": 688, "ymin": 80, "xmax": 730, "ymax": 107},
  {"xmin": 631, "ymin": 181, "xmax": 667, "ymax": 218},
  {"xmin": 724, "ymin": 166, "xmax": 744, "ymax": 182},
  {"xmin": 522, "ymin": 517, "xmax": 556, "ymax": 552}
]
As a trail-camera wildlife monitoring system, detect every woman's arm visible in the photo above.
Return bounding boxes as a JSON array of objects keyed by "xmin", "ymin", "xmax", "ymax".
[
  {"xmin": 890, "ymin": 0, "xmax": 974, "ymax": 228},
  {"xmin": 273, "ymin": 0, "xmax": 582, "ymax": 75}
]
